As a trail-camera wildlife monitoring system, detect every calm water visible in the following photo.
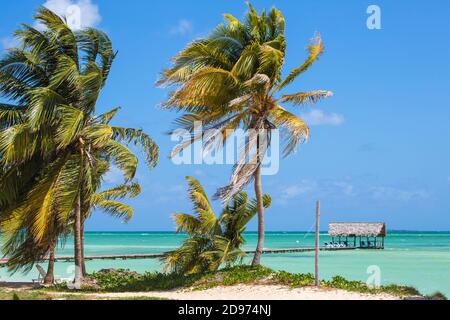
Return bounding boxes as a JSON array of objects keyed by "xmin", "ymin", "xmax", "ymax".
[{"xmin": 1, "ymin": 232, "xmax": 449, "ymax": 296}]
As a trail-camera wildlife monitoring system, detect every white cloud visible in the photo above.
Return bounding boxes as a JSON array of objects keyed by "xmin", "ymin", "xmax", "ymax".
[
  {"xmin": 284, "ymin": 179, "xmax": 354, "ymax": 198},
  {"xmin": 301, "ymin": 109, "xmax": 345, "ymax": 126},
  {"xmin": 170, "ymin": 19, "xmax": 193, "ymax": 35},
  {"xmin": 280, "ymin": 180, "xmax": 317, "ymax": 201},
  {"xmin": 370, "ymin": 186, "xmax": 430, "ymax": 201},
  {"xmin": 279, "ymin": 177, "xmax": 431, "ymax": 204},
  {"xmin": 39, "ymin": 0, "xmax": 101, "ymax": 30},
  {"xmin": 283, "ymin": 185, "xmax": 307, "ymax": 199},
  {"xmin": 332, "ymin": 181, "xmax": 354, "ymax": 196}
]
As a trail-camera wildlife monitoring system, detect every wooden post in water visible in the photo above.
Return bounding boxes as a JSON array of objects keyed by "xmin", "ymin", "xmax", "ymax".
[{"xmin": 315, "ymin": 200, "xmax": 320, "ymax": 286}]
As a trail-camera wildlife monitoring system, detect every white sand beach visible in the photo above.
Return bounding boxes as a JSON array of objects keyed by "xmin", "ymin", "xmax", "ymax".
[{"xmin": 40, "ymin": 284, "xmax": 399, "ymax": 300}]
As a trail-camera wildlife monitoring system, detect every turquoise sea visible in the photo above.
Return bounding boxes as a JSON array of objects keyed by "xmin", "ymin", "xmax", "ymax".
[{"xmin": 1, "ymin": 232, "xmax": 450, "ymax": 297}]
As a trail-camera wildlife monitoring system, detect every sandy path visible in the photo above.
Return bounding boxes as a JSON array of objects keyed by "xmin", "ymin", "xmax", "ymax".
[
  {"xmin": 1, "ymin": 282, "xmax": 401, "ymax": 300},
  {"xmin": 75, "ymin": 285, "xmax": 399, "ymax": 300},
  {"xmin": 0, "ymin": 282, "xmax": 38, "ymax": 290}
]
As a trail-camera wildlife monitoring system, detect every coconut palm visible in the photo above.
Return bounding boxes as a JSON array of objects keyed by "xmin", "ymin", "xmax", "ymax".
[
  {"xmin": 0, "ymin": 7, "xmax": 158, "ymax": 283},
  {"xmin": 159, "ymin": 3, "xmax": 332, "ymax": 265},
  {"xmin": 0, "ymin": 106, "xmax": 157, "ymax": 280},
  {"xmin": 165, "ymin": 176, "xmax": 271, "ymax": 274},
  {"xmin": 1, "ymin": 178, "xmax": 141, "ymax": 279}
]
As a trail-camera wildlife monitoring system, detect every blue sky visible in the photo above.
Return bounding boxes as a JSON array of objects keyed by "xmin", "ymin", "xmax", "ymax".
[{"xmin": 1, "ymin": 0, "xmax": 450, "ymax": 231}]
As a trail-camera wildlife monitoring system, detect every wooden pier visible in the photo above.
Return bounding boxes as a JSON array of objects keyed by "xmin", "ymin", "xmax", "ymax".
[{"xmin": 0, "ymin": 247, "xmax": 358, "ymax": 266}]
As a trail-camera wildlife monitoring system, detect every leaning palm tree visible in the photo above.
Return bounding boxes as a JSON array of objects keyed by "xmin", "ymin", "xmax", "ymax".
[
  {"xmin": 1, "ymin": 178, "xmax": 141, "ymax": 280},
  {"xmin": 159, "ymin": 3, "xmax": 332, "ymax": 265},
  {"xmin": 0, "ymin": 106, "xmax": 156, "ymax": 280},
  {"xmin": 0, "ymin": 7, "xmax": 158, "ymax": 283},
  {"xmin": 164, "ymin": 176, "xmax": 271, "ymax": 274}
]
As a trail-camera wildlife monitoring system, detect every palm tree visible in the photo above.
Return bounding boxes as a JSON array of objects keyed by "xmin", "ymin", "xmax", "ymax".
[
  {"xmin": 0, "ymin": 8, "xmax": 158, "ymax": 283},
  {"xmin": 165, "ymin": 176, "xmax": 271, "ymax": 274},
  {"xmin": 159, "ymin": 3, "xmax": 332, "ymax": 265},
  {"xmin": 0, "ymin": 105, "xmax": 158, "ymax": 282}
]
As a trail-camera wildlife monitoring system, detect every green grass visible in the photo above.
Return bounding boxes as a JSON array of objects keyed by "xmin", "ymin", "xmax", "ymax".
[
  {"xmin": 425, "ymin": 291, "xmax": 448, "ymax": 300},
  {"xmin": 0, "ymin": 288, "xmax": 168, "ymax": 300},
  {"xmin": 81, "ymin": 269, "xmax": 204, "ymax": 292},
  {"xmin": 0, "ymin": 289, "xmax": 51, "ymax": 300},
  {"xmin": 46, "ymin": 265, "xmax": 446, "ymax": 300},
  {"xmin": 0, "ymin": 288, "xmax": 99, "ymax": 300},
  {"xmin": 322, "ymin": 275, "xmax": 421, "ymax": 297}
]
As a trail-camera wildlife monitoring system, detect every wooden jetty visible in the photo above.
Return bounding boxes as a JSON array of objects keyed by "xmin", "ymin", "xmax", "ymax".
[{"xmin": 0, "ymin": 247, "xmax": 359, "ymax": 266}]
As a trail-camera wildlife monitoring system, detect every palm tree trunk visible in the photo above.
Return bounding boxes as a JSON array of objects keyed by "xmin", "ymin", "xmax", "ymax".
[
  {"xmin": 74, "ymin": 194, "xmax": 83, "ymax": 285},
  {"xmin": 44, "ymin": 240, "xmax": 56, "ymax": 284},
  {"xmin": 81, "ymin": 220, "xmax": 86, "ymax": 277},
  {"xmin": 251, "ymin": 164, "xmax": 265, "ymax": 266}
]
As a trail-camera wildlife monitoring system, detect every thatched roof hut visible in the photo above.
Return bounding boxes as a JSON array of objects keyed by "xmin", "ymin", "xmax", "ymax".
[{"xmin": 329, "ymin": 223, "xmax": 386, "ymax": 237}]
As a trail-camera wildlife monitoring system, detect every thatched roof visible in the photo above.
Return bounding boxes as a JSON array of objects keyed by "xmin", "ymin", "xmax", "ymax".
[{"xmin": 329, "ymin": 223, "xmax": 386, "ymax": 237}]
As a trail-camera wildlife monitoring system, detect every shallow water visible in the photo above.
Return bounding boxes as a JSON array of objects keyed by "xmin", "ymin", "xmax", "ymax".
[{"xmin": 1, "ymin": 232, "xmax": 449, "ymax": 297}]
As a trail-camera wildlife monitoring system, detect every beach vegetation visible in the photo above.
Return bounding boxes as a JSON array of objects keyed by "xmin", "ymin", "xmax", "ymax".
[
  {"xmin": 164, "ymin": 176, "xmax": 271, "ymax": 274},
  {"xmin": 425, "ymin": 291, "xmax": 448, "ymax": 300},
  {"xmin": 0, "ymin": 288, "xmax": 105, "ymax": 300},
  {"xmin": 0, "ymin": 7, "xmax": 158, "ymax": 284},
  {"xmin": 159, "ymin": 2, "xmax": 332, "ymax": 265}
]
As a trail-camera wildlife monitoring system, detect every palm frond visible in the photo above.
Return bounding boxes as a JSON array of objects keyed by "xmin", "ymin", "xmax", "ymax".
[
  {"xmin": 185, "ymin": 176, "xmax": 218, "ymax": 232},
  {"xmin": 163, "ymin": 67, "xmax": 240, "ymax": 111},
  {"xmin": 215, "ymin": 121, "xmax": 270, "ymax": 203},
  {"xmin": 103, "ymin": 140, "xmax": 138, "ymax": 181},
  {"xmin": 276, "ymin": 33, "xmax": 324, "ymax": 91},
  {"xmin": 93, "ymin": 107, "xmax": 120, "ymax": 124},
  {"xmin": 94, "ymin": 182, "xmax": 141, "ymax": 202},
  {"xmin": 82, "ymin": 123, "xmax": 113, "ymax": 148},
  {"xmin": 0, "ymin": 104, "xmax": 25, "ymax": 128},
  {"xmin": 0, "ymin": 124, "xmax": 37, "ymax": 166},
  {"xmin": 173, "ymin": 213, "xmax": 202, "ymax": 235},
  {"xmin": 278, "ymin": 90, "xmax": 333, "ymax": 106},
  {"xmin": 111, "ymin": 126, "xmax": 159, "ymax": 168},
  {"xmin": 26, "ymin": 87, "xmax": 65, "ymax": 127},
  {"xmin": 55, "ymin": 105, "xmax": 85, "ymax": 149},
  {"xmin": 164, "ymin": 237, "xmax": 212, "ymax": 274},
  {"xmin": 269, "ymin": 105, "xmax": 309, "ymax": 157},
  {"xmin": 34, "ymin": 7, "xmax": 79, "ymax": 63},
  {"xmin": 95, "ymin": 200, "xmax": 133, "ymax": 222},
  {"xmin": 76, "ymin": 28, "xmax": 116, "ymax": 80}
]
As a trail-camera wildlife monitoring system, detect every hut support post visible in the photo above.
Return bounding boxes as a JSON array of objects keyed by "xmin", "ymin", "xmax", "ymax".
[{"xmin": 315, "ymin": 200, "xmax": 320, "ymax": 287}]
